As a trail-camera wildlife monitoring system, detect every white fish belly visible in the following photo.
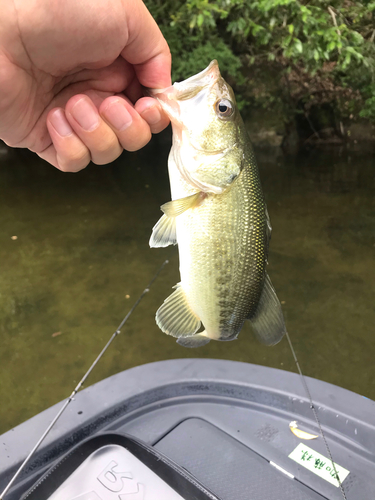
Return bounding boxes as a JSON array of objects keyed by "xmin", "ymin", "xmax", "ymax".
[{"xmin": 176, "ymin": 193, "xmax": 240, "ymax": 340}]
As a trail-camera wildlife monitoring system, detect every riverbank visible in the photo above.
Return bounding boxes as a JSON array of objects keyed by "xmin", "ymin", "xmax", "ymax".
[{"xmin": 244, "ymin": 108, "xmax": 375, "ymax": 152}]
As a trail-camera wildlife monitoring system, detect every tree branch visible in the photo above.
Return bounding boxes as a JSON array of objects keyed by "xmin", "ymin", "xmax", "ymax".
[{"xmin": 328, "ymin": 6, "xmax": 342, "ymax": 54}]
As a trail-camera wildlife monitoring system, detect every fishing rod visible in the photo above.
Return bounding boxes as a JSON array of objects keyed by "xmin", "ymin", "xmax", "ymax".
[
  {"xmin": 0, "ymin": 259, "xmax": 169, "ymax": 500},
  {"xmin": 285, "ymin": 330, "xmax": 348, "ymax": 500}
]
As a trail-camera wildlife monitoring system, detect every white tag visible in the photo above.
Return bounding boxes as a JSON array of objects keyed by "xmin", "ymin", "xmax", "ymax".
[{"xmin": 289, "ymin": 443, "xmax": 350, "ymax": 487}]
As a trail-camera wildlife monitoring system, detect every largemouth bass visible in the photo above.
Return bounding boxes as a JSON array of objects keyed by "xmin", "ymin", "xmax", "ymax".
[{"xmin": 149, "ymin": 60, "xmax": 286, "ymax": 348}]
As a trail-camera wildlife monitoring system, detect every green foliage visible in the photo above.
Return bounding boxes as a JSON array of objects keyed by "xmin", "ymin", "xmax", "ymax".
[
  {"xmin": 145, "ymin": 0, "xmax": 375, "ymax": 125},
  {"xmin": 360, "ymin": 86, "xmax": 375, "ymax": 120}
]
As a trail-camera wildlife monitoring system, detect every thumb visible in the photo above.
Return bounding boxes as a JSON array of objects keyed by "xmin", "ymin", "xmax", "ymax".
[{"xmin": 120, "ymin": 0, "xmax": 171, "ymax": 89}]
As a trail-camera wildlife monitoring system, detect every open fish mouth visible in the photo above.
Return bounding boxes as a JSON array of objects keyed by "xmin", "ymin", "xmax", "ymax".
[
  {"xmin": 147, "ymin": 60, "xmax": 219, "ymax": 99},
  {"xmin": 169, "ymin": 59, "xmax": 220, "ymax": 100}
]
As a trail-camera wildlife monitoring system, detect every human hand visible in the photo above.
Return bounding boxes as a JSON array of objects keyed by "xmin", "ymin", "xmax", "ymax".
[{"xmin": 0, "ymin": 0, "xmax": 171, "ymax": 171}]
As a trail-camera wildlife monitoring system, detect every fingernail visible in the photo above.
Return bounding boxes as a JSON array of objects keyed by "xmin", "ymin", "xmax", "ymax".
[
  {"xmin": 102, "ymin": 100, "xmax": 132, "ymax": 131},
  {"xmin": 49, "ymin": 109, "xmax": 73, "ymax": 137},
  {"xmin": 71, "ymin": 97, "xmax": 100, "ymax": 131},
  {"xmin": 141, "ymin": 105, "xmax": 161, "ymax": 125}
]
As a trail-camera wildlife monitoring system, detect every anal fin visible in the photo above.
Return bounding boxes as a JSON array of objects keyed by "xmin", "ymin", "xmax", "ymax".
[
  {"xmin": 156, "ymin": 284, "xmax": 201, "ymax": 338},
  {"xmin": 248, "ymin": 273, "xmax": 286, "ymax": 346},
  {"xmin": 177, "ymin": 333, "xmax": 210, "ymax": 348}
]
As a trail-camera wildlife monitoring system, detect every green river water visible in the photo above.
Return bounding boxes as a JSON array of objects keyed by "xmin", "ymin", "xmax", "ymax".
[{"xmin": 0, "ymin": 132, "xmax": 374, "ymax": 434}]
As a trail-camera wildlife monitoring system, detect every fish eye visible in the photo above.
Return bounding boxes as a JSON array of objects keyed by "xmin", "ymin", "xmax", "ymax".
[{"xmin": 215, "ymin": 99, "xmax": 234, "ymax": 119}]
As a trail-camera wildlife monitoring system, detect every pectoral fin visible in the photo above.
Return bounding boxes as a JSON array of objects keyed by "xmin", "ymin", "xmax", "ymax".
[
  {"xmin": 156, "ymin": 284, "xmax": 201, "ymax": 338},
  {"xmin": 248, "ymin": 273, "xmax": 286, "ymax": 346},
  {"xmin": 161, "ymin": 192, "xmax": 202, "ymax": 217},
  {"xmin": 149, "ymin": 214, "xmax": 177, "ymax": 248},
  {"xmin": 150, "ymin": 193, "xmax": 203, "ymax": 248}
]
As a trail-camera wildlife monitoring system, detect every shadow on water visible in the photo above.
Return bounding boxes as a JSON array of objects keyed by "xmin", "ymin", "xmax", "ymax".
[{"xmin": 0, "ymin": 133, "xmax": 374, "ymax": 434}]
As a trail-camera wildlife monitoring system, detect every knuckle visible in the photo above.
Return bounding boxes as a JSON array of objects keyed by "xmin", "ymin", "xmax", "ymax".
[
  {"xmin": 2, "ymin": 137, "xmax": 18, "ymax": 148},
  {"xmin": 57, "ymin": 162, "xmax": 85, "ymax": 173},
  {"xmin": 122, "ymin": 129, "xmax": 151, "ymax": 152},
  {"xmin": 93, "ymin": 136, "xmax": 120, "ymax": 155},
  {"xmin": 57, "ymin": 149, "xmax": 90, "ymax": 172},
  {"xmin": 90, "ymin": 135, "xmax": 122, "ymax": 164},
  {"xmin": 150, "ymin": 121, "xmax": 169, "ymax": 135},
  {"xmin": 92, "ymin": 148, "xmax": 122, "ymax": 165}
]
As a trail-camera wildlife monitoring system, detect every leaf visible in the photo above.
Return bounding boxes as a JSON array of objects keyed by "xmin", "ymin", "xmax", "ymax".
[
  {"xmin": 294, "ymin": 38, "xmax": 303, "ymax": 54},
  {"xmin": 343, "ymin": 53, "xmax": 351, "ymax": 68},
  {"xmin": 344, "ymin": 46, "xmax": 363, "ymax": 63},
  {"xmin": 328, "ymin": 41, "xmax": 336, "ymax": 51},
  {"xmin": 351, "ymin": 31, "xmax": 364, "ymax": 45},
  {"xmin": 189, "ymin": 15, "xmax": 196, "ymax": 29}
]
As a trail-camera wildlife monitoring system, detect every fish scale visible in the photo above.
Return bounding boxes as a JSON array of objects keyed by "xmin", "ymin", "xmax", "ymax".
[
  {"xmin": 149, "ymin": 60, "xmax": 286, "ymax": 347},
  {"xmin": 179, "ymin": 151, "xmax": 268, "ymax": 340}
]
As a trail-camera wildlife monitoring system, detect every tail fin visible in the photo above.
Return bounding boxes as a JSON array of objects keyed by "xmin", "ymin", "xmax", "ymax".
[{"xmin": 248, "ymin": 273, "xmax": 286, "ymax": 346}]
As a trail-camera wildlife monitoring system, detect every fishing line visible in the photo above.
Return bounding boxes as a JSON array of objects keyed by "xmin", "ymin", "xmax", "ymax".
[
  {"xmin": 0, "ymin": 259, "xmax": 169, "ymax": 500},
  {"xmin": 285, "ymin": 330, "xmax": 348, "ymax": 500}
]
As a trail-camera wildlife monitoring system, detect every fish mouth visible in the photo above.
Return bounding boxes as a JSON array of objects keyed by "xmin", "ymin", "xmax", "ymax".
[
  {"xmin": 172, "ymin": 59, "xmax": 220, "ymax": 100},
  {"xmin": 147, "ymin": 60, "xmax": 219, "ymax": 98},
  {"xmin": 144, "ymin": 60, "xmax": 220, "ymax": 124}
]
